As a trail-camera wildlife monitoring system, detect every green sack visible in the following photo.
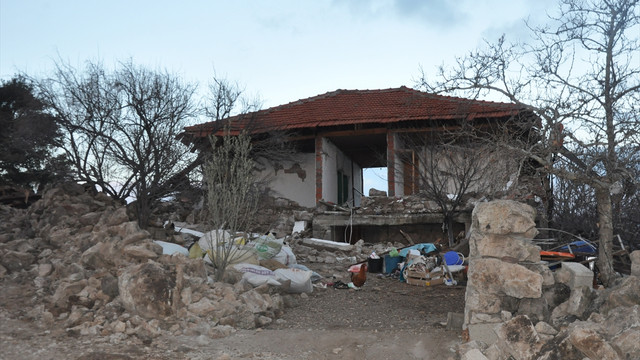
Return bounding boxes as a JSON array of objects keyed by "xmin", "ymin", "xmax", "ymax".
[
  {"xmin": 251, "ymin": 234, "xmax": 284, "ymax": 260},
  {"xmin": 389, "ymin": 247, "xmax": 399, "ymax": 257}
]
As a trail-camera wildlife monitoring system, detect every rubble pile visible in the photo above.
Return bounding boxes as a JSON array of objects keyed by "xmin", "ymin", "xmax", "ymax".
[
  {"xmin": 0, "ymin": 183, "xmax": 307, "ymax": 344},
  {"xmin": 358, "ymin": 193, "xmax": 473, "ymax": 215},
  {"xmin": 460, "ymin": 200, "xmax": 640, "ymax": 360}
]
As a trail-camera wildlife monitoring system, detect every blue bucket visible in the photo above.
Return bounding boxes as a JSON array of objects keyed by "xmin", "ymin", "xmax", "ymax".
[{"xmin": 444, "ymin": 251, "xmax": 464, "ymax": 266}]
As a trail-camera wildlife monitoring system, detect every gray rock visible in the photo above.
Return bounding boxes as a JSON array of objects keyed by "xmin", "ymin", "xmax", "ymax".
[
  {"xmin": 187, "ymin": 297, "xmax": 217, "ymax": 316},
  {"xmin": 100, "ymin": 273, "xmax": 119, "ymax": 299},
  {"xmin": 468, "ymin": 258, "xmax": 543, "ymax": 299},
  {"xmin": 457, "ymin": 340, "xmax": 489, "ymax": 356},
  {"xmin": 118, "ymin": 262, "xmax": 176, "ymax": 319},
  {"xmin": 472, "ymin": 200, "xmax": 538, "ymax": 238},
  {"xmin": 482, "ymin": 344, "xmax": 502, "ymax": 360},
  {"xmin": 611, "ymin": 327, "xmax": 640, "ymax": 359},
  {"xmin": 601, "ymin": 276, "xmax": 640, "ymax": 314},
  {"xmin": 240, "ymin": 289, "xmax": 272, "ymax": 314},
  {"xmin": 631, "ymin": 250, "xmax": 640, "ymax": 277},
  {"xmin": 566, "ymin": 286, "xmax": 595, "ymax": 319},
  {"xmin": 542, "ymin": 282, "xmax": 571, "ymax": 309},
  {"xmin": 461, "ymin": 349, "xmax": 489, "ymax": 360},
  {"xmin": 447, "ymin": 312, "xmax": 465, "ymax": 330},
  {"xmin": 470, "ymin": 232, "xmax": 540, "ymax": 263},
  {"xmin": 468, "ymin": 323, "xmax": 499, "ymax": 345},
  {"xmin": 368, "ymin": 188, "xmax": 387, "ymax": 197},
  {"xmin": 534, "ymin": 321, "xmax": 558, "ymax": 336},
  {"xmin": 568, "ymin": 322, "xmax": 622, "ymax": 360},
  {"xmin": 517, "ymin": 296, "xmax": 550, "ymax": 323},
  {"xmin": 52, "ymin": 279, "xmax": 88, "ymax": 309},
  {"xmin": 464, "ymin": 287, "xmax": 502, "ymax": 315},
  {"xmin": 495, "ymin": 315, "xmax": 543, "ymax": 360},
  {"xmin": 600, "ymin": 305, "xmax": 640, "ymax": 338},
  {"xmin": 123, "ymin": 243, "xmax": 161, "ymax": 259},
  {"xmin": 0, "ymin": 250, "xmax": 35, "ymax": 272},
  {"xmin": 81, "ymin": 241, "xmax": 115, "ymax": 270},
  {"xmin": 536, "ymin": 329, "xmax": 586, "ymax": 360}
]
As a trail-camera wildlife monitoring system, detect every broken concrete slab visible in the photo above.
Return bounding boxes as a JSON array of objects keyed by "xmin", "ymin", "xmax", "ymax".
[
  {"xmin": 556, "ymin": 262, "xmax": 593, "ymax": 289},
  {"xmin": 292, "ymin": 220, "xmax": 307, "ymax": 235},
  {"xmin": 467, "ymin": 323, "xmax": 499, "ymax": 345},
  {"xmin": 446, "ymin": 312, "xmax": 465, "ymax": 330},
  {"xmin": 300, "ymin": 238, "xmax": 353, "ymax": 252}
]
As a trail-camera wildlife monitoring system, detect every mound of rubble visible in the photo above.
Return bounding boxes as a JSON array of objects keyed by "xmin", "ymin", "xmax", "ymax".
[
  {"xmin": 0, "ymin": 183, "xmax": 398, "ymax": 346},
  {"xmin": 458, "ymin": 200, "xmax": 640, "ymax": 360}
]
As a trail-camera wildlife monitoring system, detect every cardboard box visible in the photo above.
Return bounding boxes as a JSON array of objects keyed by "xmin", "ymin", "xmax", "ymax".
[
  {"xmin": 405, "ymin": 269, "xmax": 431, "ymax": 279},
  {"xmin": 405, "ymin": 269, "xmax": 444, "ymax": 286}
]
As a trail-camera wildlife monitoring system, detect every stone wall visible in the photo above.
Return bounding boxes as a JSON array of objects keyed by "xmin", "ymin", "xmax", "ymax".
[{"xmin": 461, "ymin": 199, "xmax": 640, "ymax": 360}]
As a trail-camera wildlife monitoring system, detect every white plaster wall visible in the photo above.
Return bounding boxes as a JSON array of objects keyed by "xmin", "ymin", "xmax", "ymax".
[
  {"xmin": 322, "ymin": 138, "xmax": 339, "ymax": 203},
  {"xmin": 321, "ymin": 137, "xmax": 363, "ymax": 206},
  {"xmin": 413, "ymin": 144, "xmax": 519, "ymax": 196},
  {"xmin": 256, "ymin": 153, "xmax": 316, "ymax": 208}
]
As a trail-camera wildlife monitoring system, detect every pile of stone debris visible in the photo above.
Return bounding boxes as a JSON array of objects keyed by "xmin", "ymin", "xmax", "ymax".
[
  {"xmin": 0, "ymin": 183, "xmax": 388, "ymax": 345},
  {"xmin": 458, "ymin": 200, "xmax": 640, "ymax": 360}
]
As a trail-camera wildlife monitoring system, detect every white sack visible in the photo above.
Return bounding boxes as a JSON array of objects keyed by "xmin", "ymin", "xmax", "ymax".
[
  {"xmin": 233, "ymin": 263, "xmax": 281, "ymax": 287},
  {"xmin": 274, "ymin": 268, "xmax": 313, "ymax": 294},
  {"xmin": 273, "ymin": 245, "xmax": 297, "ymax": 266},
  {"xmin": 153, "ymin": 240, "xmax": 189, "ymax": 256}
]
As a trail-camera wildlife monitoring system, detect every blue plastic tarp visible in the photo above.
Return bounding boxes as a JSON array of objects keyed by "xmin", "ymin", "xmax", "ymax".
[
  {"xmin": 398, "ymin": 243, "xmax": 438, "ymax": 257},
  {"xmin": 559, "ymin": 240, "xmax": 597, "ymax": 254}
]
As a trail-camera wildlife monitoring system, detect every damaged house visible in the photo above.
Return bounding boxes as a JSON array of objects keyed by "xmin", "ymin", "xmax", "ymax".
[{"xmin": 179, "ymin": 86, "xmax": 541, "ymax": 244}]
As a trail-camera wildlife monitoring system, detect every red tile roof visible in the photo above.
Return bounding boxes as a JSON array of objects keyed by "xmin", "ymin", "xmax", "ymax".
[{"xmin": 182, "ymin": 86, "xmax": 528, "ymax": 139}]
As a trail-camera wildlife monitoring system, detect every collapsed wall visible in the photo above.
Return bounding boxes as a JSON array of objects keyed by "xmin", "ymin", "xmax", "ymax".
[
  {"xmin": 462, "ymin": 200, "xmax": 640, "ymax": 360},
  {"xmin": 0, "ymin": 183, "xmax": 291, "ymax": 343}
]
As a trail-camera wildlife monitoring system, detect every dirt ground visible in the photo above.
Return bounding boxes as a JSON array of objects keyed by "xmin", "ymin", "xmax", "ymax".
[{"xmin": 0, "ymin": 261, "xmax": 466, "ymax": 360}]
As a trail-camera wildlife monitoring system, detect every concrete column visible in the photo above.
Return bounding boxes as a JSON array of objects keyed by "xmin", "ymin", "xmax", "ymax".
[{"xmin": 315, "ymin": 135, "xmax": 323, "ymax": 204}]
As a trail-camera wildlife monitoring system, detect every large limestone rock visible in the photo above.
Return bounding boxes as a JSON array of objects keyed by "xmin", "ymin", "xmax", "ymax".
[
  {"xmin": 600, "ymin": 276, "xmax": 640, "ymax": 314},
  {"xmin": 0, "ymin": 250, "xmax": 35, "ymax": 272},
  {"xmin": 118, "ymin": 262, "xmax": 176, "ymax": 319},
  {"xmin": 495, "ymin": 315, "xmax": 544, "ymax": 360},
  {"xmin": 566, "ymin": 286, "xmax": 596, "ymax": 319},
  {"xmin": 469, "ymin": 231, "xmax": 540, "ymax": 263},
  {"xmin": 468, "ymin": 258, "xmax": 543, "ymax": 299},
  {"xmin": 472, "ymin": 200, "xmax": 538, "ymax": 238},
  {"xmin": 568, "ymin": 322, "xmax": 622, "ymax": 360}
]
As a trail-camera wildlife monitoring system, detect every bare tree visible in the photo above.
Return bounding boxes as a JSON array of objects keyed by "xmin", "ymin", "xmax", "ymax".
[
  {"xmin": 399, "ymin": 129, "xmax": 520, "ymax": 247},
  {"xmin": 35, "ymin": 59, "xmax": 198, "ymax": 228},
  {"xmin": 420, "ymin": 0, "xmax": 639, "ymax": 286},
  {"xmin": 204, "ymin": 75, "xmax": 262, "ymax": 121},
  {"xmin": 203, "ymin": 128, "xmax": 260, "ymax": 281}
]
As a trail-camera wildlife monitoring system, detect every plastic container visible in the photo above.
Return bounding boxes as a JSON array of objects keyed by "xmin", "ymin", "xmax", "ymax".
[
  {"xmin": 444, "ymin": 251, "xmax": 464, "ymax": 266},
  {"xmin": 367, "ymin": 258, "xmax": 383, "ymax": 273},
  {"xmin": 384, "ymin": 255, "xmax": 402, "ymax": 274}
]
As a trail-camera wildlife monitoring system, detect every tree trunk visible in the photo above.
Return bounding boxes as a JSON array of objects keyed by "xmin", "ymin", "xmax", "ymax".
[
  {"xmin": 445, "ymin": 215, "xmax": 455, "ymax": 248},
  {"xmin": 595, "ymin": 187, "xmax": 617, "ymax": 287}
]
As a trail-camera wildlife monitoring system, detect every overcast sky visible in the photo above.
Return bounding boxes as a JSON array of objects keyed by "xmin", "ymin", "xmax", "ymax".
[
  {"xmin": 1, "ymin": 0, "xmax": 557, "ymax": 108},
  {"xmin": 1, "ymin": 0, "xmax": 557, "ymax": 193}
]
